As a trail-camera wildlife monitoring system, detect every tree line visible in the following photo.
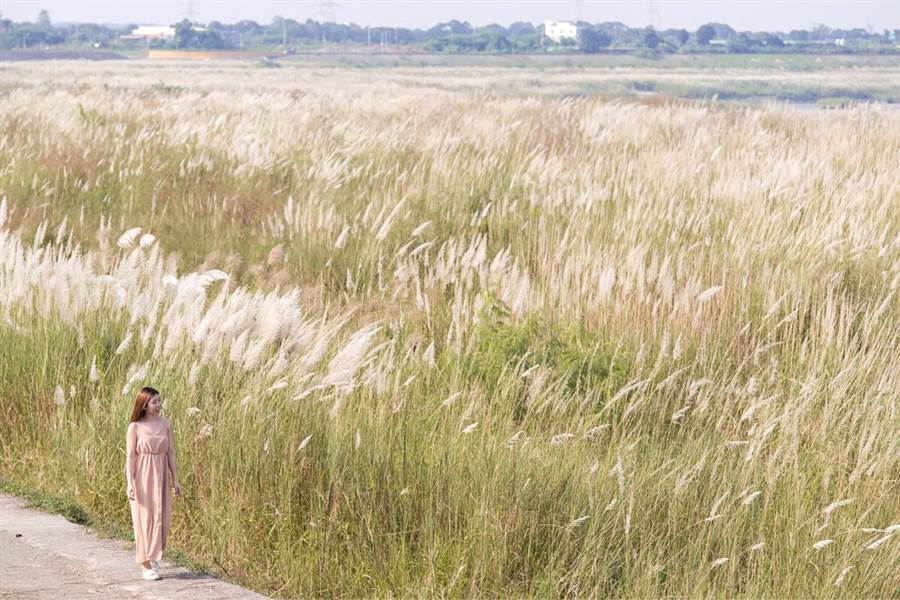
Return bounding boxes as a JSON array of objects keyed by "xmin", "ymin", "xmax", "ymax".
[{"xmin": 1, "ymin": 10, "xmax": 898, "ymax": 54}]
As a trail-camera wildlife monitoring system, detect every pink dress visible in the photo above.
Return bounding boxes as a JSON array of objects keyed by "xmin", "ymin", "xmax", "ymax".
[{"xmin": 126, "ymin": 418, "xmax": 173, "ymax": 563}]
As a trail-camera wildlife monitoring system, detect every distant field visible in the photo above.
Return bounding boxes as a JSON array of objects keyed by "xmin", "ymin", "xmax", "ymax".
[
  {"xmin": 1, "ymin": 54, "xmax": 898, "ymax": 104},
  {"xmin": 0, "ymin": 61, "xmax": 898, "ymax": 598}
]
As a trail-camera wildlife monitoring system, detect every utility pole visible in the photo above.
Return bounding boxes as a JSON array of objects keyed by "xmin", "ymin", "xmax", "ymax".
[
  {"xmin": 572, "ymin": 0, "xmax": 583, "ymax": 22},
  {"xmin": 181, "ymin": 0, "xmax": 199, "ymax": 20},
  {"xmin": 648, "ymin": 0, "xmax": 659, "ymax": 28},
  {"xmin": 318, "ymin": 0, "xmax": 337, "ymax": 23},
  {"xmin": 282, "ymin": 17, "xmax": 287, "ymax": 45}
]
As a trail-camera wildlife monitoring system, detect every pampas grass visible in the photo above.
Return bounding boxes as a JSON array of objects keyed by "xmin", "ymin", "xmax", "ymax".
[{"xmin": 0, "ymin": 59, "xmax": 898, "ymax": 599}]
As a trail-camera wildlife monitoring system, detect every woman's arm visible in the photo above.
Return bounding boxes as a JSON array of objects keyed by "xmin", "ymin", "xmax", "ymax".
[
  {"xmin": 166, "ymin": 418, "xmax": 182, "ymax": 495},
  {"xmin": 125, "ymin": 422, "xmax": 137, "ymax": 500}
]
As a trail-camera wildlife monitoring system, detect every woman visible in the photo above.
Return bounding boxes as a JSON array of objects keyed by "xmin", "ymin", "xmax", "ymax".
[{"xmin": 125, "ymin": 387, "xmax": 183, "ymax": 581}]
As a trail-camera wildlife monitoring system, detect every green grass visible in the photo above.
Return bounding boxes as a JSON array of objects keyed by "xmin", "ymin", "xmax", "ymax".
[{"xmin": 0, "ymin": 64, "xmax": 898, "ymax": 598}]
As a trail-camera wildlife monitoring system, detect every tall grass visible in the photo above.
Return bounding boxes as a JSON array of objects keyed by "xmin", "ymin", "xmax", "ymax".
[{"xmin": 0, "ymin": 62, "xmax": 898, "ymax": 598}]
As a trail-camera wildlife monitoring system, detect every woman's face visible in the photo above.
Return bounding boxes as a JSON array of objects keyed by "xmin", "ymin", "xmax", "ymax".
[{"xmin": 146, "ymin": 394, "xmax": 162, "ymax": 416}]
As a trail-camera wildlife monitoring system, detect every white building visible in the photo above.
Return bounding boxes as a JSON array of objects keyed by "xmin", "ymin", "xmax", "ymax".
[
  {"xmin": 544, "ymin": 21, "xmax": 578, "ymax": 43},
  {"xmin": 122, "ymin": 26, "xmax": 176, "ymax": 41}
]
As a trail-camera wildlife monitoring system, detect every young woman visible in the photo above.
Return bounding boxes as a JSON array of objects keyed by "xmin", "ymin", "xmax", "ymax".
[{"xmin": 125, "ymin": 387, "xmax": 183, "ymax": 581}]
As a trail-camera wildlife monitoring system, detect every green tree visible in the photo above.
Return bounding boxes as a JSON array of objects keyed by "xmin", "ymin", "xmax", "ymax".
[
  {"xmin": 174, "ymin": 19, "xmax": 194, "ymax": 48},
  {"xmin": 761, "ymin": 33, "xmax": 784, "ymax": 47},
  {"xmin": 697, "ymin": 24, "xmax": 716, "ymax": 46},
  {"xmin": 36, "ymin": 9, "xmax": 51, "ymax": 29},
  {"xmin": 579, "ymin": 28, "xmax": 611, "ymax": 53},
  {"xmin": 172, "ymin": 19, "xmax": 224, "ymax": 49},
  {"xmin": 642, "ymin": 27, "xmax": 660, "ymax": 49},
  {"xmin": 726, "ymin": 33, "xmax": 755, "ymax": 53},
  {"xmin": 672, "ymin": 29, "xmax": 690, "ymax": 46}
]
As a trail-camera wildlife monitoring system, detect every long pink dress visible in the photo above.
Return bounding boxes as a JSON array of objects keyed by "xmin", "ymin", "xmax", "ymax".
[{"xmin": 126, "ymin": 418, "xmax": 173, "ymax": 563}]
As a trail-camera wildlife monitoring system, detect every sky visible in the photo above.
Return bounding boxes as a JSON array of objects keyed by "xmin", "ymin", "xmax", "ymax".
[{"xmin": 0, "ymin": 0, "xmax": 897, "ymax": 31}]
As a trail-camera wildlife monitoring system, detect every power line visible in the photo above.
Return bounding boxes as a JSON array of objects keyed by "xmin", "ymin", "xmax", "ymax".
[
  {"xmin": 572, "ymin": 0, "xmax": 583, "ymax": 22},
  {"xmin": 180, "ymin": 0, "xmax": 199, "ymax": 20},
  {"xmin": 648, "ymin": 0, "xmax": 659, "ymax": 28},
  {"xmin": 318, "ymin": 0, "xmax": 338, "ymax": 24}
]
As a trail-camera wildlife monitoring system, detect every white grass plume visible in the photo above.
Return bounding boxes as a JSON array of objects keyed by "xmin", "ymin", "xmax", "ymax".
[
  {"xmin": 741, "ymin": 491, "xmax": 762, "ymax": 506},
  {"xmin": 697, "ymin": 285, "xmax": 723, "ymax": 303},
  {"xmin": 322, "ymin": 324, "xmax": 381, "ymax": 389},
  {"xmin": 89, "ymin": 356, "xmax": 100, "ymax": 382},
  {"xmin": 833, "ymin": 566, "xmax": 852, "ymax": 587},
  {"xmin": 116, "ymin": 227, "xmax": 142, "ymax": 249},
  {"xmin": 53, "ymin": 385, "xmax": 65, "ymax": 406}
]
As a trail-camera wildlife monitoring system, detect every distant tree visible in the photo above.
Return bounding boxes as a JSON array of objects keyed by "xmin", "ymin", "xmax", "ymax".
[
  {"xmin": 174, "ymin": 19, "xmax": 194, "ymax": 47},
  {"xmin": 196, "ymin": 29, "xmax": 225, "ymax": 49},
  {"xmin": 697, "ymin": 24, "xmax": 716, "ymax": 46},
  {"xmin": 172, "ymin": 19, "xmax": 224, "ymax": 49},
  {"xmin": 709, "ymin": 23, "xmax": 736, "ymax": 39},
  {"xmin": 450, "ymin": 20, "xmax": 473, "ymax": 35},
  {"xmin": 234, "ymin": 20, "xmax": 263, "ymax": 34},
  {"xmin": 641, "ymin": 27, "xmax": 660, "ymax": 49},
  {"xmin": 508, "ymin": 21, "xmax": 535, "ymax": 36},
  {"xmin": 298, "ymin": 19, "xmax": 322, "ymax": 41},
  {"xmin": 595, "ymin": 21, "xmax": 629, "ymax": 35},
  {"xmin": 761, "ymin": 33, "xmax": 784, "ymax": 47},
  {"xmin": 671, "ymin": 29, "xmax": 690, "ymax": 45},
  {"xmin": 478, "ymin": 23, "xmax": 506, "ymax": 35},
  {"xmin": 810, "ymin": 25, "xmax": 832, "ymax": 41},
  {"xmin": 485, "ymin": 32, "xmax": 512, "ymax": 52},
  {"xmin": 36, "ymin": 9, "xmax": 51, "ymax": 29},
  {"xmin": 579, "ymin": 28, "xmax": 611, "ymax": 53},
  {"xmin": 726, "ymin": 33, "xmax": 755, "ymax": 53},
  {"xmin": 428, "ymin": 20, "xmax": 472, "ymax": 36},
  {"xmin": 395, "ymin": 27, "xmax": 417, "ymax": 44},
  {"xmin": 843, "ymin": 28, "xmax": 869, "ymax": 40},
  {"xmin": 515, "ymin": 34, "xmax": 542, "ymax": 51}
]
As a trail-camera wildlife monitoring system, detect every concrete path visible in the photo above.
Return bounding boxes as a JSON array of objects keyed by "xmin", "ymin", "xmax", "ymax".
[{"xmin": 0, "ymin": 493, "xmax": 270, "ymax": 599}]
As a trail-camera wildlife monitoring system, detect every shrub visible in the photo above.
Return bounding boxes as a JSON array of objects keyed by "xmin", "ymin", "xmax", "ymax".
[{"xmin": 456, "ymin": 293, "xmax": 628, "ymax": 417}]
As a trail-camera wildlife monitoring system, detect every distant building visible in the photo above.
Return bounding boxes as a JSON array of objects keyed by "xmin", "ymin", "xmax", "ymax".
[
  {"xmin": 120, "ymin": 26, "xmax": 176, "ymax": 41},
  {"xmin": 544, "ymin": 21, "xmax": 578, "ymax": 43},
  {"xmin": 834, "ymin": 38, "xmax": 846, "ymax": 46}
]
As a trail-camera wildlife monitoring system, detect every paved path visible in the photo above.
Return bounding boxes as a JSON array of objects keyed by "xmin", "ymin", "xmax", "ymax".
[{"xmin": 0, "ymin": 493, "xmax": 270, "ymax": 599}]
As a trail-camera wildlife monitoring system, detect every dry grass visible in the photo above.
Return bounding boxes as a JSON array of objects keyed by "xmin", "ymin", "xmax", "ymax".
[{"xmin": 0, "ymin": 61, "xmax": 898, "ymax": 598}]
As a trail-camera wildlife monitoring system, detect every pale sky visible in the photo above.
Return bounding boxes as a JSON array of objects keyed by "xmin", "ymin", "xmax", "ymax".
[{"xmin": 0, "ymin": 0, "xmax": 897, "ymax": 31}]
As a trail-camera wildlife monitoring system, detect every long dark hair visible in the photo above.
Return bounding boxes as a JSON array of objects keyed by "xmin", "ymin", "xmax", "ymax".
[{"xmin": 129, "ymin": 387, "xmax": 159, "ymax": 423}]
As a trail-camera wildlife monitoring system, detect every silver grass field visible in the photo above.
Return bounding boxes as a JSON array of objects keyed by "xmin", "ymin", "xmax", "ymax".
[{"xmin": 0, "ymin": 60, "xmax": 898, "ymax": 598}]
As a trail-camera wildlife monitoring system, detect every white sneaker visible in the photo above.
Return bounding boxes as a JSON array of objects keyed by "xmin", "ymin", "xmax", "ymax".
[
  {"xmin": 142, "ymin": 567, "xmax": 160, "ymax": 581},
  {"xmin": 150, "ymin": 560, "xmax": 161, "ymax": 572}
]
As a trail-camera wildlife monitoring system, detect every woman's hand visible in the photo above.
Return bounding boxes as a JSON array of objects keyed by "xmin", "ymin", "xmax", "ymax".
[
  {"xmin": 127, "ymin": 485, "xmax": 135, "ymax": 501},
  {"xmin": 173, "ymin": 481, "xmax": 183, "ymax": 496}
]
